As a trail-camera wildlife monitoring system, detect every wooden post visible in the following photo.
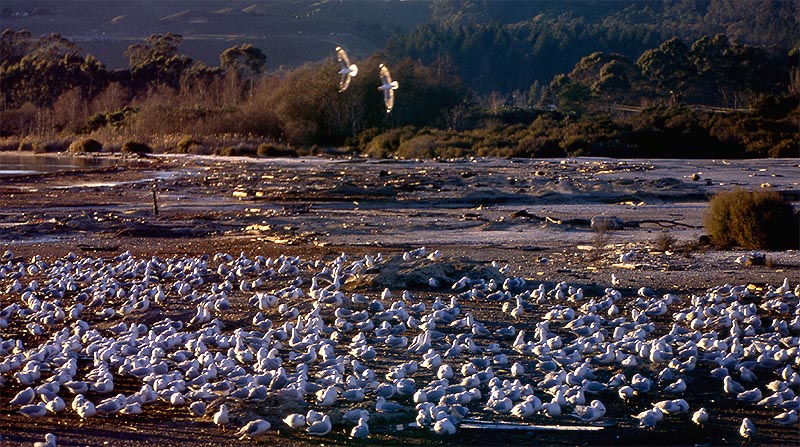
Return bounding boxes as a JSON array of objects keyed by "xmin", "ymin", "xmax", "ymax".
[{"xmin": 152, "ymin": 184, "xmax": 159, "ymax": 217}]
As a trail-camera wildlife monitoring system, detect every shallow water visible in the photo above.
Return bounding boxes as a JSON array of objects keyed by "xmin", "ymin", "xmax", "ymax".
[{"xmin": 0, "ymin": 153, "xmax": 124, "ymax": 175}]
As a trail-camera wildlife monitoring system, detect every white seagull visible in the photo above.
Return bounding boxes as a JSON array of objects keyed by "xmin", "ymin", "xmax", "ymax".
[
  {"xmin": 378, "ymin": 64, "xmax": 399, "ymax": 112},
  {"xmin": 336, "ymin": 46, "xmax": 358, "ymax": 92}
]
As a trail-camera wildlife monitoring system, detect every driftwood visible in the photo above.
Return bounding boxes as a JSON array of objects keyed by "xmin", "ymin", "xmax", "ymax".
[{"xmin": 511, "ymin": 210, "xmax": 701, "ymax": 229}]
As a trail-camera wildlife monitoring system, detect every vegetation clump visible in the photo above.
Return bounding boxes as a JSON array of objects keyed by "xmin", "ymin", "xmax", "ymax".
[
  {"xmin": 704, "ymin": 188, "xmax": 799, "ymax": 250},
  {"xmin": 177, "ymin": 137, "xmax": 205, "ymax": 154},
  {"xmin": 121, "ymin": 140, "xmax": 152, "ymax": 155},
  {"xmin": 33, "ymin": 140, "xmax": 70, "ymax": 153},
  {"xmin": 257, "ymin": 143, "xmax": 299, "ymax": 157},
  {"xmin": 68, "ymin": 138, "xmax": 103, "ymax": 153},
  {"xmin": 215, "ymin": 144, "xmax": 256, "ymax": 157}
]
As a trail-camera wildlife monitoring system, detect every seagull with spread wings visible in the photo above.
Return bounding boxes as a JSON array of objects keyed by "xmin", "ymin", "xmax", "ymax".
[
  {"xmin": 336, "ymin": 46, "xmax": 358, "ymax": 92},
  {"xmin": 378, "ymin": 64, "xmax": 399, "ymax": 112}
]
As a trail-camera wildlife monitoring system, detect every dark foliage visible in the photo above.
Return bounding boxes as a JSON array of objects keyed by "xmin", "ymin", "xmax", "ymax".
[
  {"xmin": 68, "ymin": 138, "xmax": 103, "ymax": 153},
  {"xmin": 121, "ymin": 141, "xmax": 152, "ymax": 155},
  {"xmin": 705, "ymin": 188, "xmax": 799, "ymax": 250}
]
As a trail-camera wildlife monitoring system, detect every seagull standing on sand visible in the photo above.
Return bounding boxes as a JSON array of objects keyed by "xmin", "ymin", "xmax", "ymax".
[{"xmin": 213, "ymin": 404, "xmax": 229, "ymax": 430}]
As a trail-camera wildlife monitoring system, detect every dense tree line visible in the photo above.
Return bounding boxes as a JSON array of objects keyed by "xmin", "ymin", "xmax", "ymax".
[
  {"xmin": 388, "ymin": 0, "xmax": 797, "ymax": 97},
  {"xmin": 0, "ymin": 29, "xmax": 463, "ymax": 147}
]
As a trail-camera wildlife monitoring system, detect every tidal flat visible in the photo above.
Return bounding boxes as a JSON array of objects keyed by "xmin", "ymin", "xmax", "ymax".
[{"xmin": 0, "ymin": 154, "xmax": 798, "ymax": 446}]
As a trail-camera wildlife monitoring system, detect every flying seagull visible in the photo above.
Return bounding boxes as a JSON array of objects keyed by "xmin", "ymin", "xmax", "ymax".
[
  {"xmin": 336, "ymin": 47, "xmax": 358, "ymax": 92},
  {"xmin": 378, "ymin": 64, "xmax": 399, "ymax": 112}
]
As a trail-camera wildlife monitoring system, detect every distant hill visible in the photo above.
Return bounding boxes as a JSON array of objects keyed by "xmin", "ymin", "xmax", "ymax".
[{"xmin": 1, "ymin": 0, "xmax": 432, "ymax": 69}]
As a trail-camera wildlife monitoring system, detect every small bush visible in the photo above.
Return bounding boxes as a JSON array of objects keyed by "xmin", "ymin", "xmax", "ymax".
[
  {"xmin": 68, "ymin": 138, "xmax": 103, "ymax": 153},
  {"xmin": 215, "ymin": 144, "xmax": 257, "ymax": 157},
  {"xmin": 121, "ymin": 141, "xmax": 152, "ymax": 155},
  {"xmin": 33, "ymin": 140, "xmax": 70, "ymax": 153},
  {"xmin": 177, "ymin": 137, "xmax": 204, "ymax": 154},
  {"xmin": 653, "ymin": 232, "xmax": 676, "ymax": 252},
  {"xmin": 705, "ymin": 188, "xmax": 799, "ymax": 250},
  {"xmin": 257, "ymin": 143, "xmax": 299, "ymax": 157}
]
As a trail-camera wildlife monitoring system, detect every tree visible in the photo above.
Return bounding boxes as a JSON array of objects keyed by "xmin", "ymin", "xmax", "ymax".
[
  {"xmin": 124, "ymin": 33, "xmax": 193, "ymax": 91},
  {"xmin": 637, "ymin": 37, "xmax": 695, "ymax": 104},
  {"xmin": 1, "ymin": 32, "xmax": 107, "ymax": 109},
  {"xmin": 220, "ymin": 44, "xmax": 267, "ymax": 79}
]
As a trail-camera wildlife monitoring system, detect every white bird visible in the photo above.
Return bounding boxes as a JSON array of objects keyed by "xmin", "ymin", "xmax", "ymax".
[
  {"xmin": 18, "ymin": 402, "xmax": 47, "ymax": 418},
  {"xmin": 511, "ymin": 400, "xmax": 534, "ymax": 418},
  {"xmin": 44, "ymin": 395, "xmax": 66, "ymax": 413},
  {"xmin": 664, "ymin": 378, "xmax": 687, "ymax": 394},
  {"xmin": 307, "ymin": 414, "xmax": 332, "ymax": 436},
  {"xmin": 189, "ymin": 401, "xmax": 206, "ymax": 416},
  {"xmin": 336, "ymin": 46, "xmax": 358, "ymax": 92},
  {"xmin": 378, "ymin": 64, "xmax": 399, "ymax": 112},
  {"xmin": 773, "ymin": 410, "xmax": 798, "ymax": 425},
  {"xmin": 433, "ymin": 417, "xmax": 457, "ymax": 435},
  {"xmin": 350, "ymin": 417, "xmax": 369, "ymax": 439},
  {"xmin": 33, "ymin": 433, "xmax": 56, "ymax": 447},
  {"xmin": 238, "ymin": 419, "xmax": 270, "ymax": 439},
  {"xmin": 737, "ymin": 388, "xmax": 762, "ymax": 403},
  {"xmin": 213, "ymin": 404, "xmax": 229, "ymax": 430},
  {"xmin": 10, "ymin": 387, "xmax": 35, "ymax": 406},
  {"xmin": 724, "ymin": 376, "xmax": 745, "ymax": 395},
  {"xmin": 739, "ymin": 418, "xmax": 755, "ymax": 439},
  {"xmin": 316, "ymin": 385, "xmax": 338, "ymax": 406},
  {"xmin": 376, "ymin": 396, "xmax": 404, "ymax": 412},
  {"xmin": 692, "ymin": 407, "xmax": 709, "ymax": 425},
  {"xmin": 634, "ymin": 408, "xmax": 663, "ymax": 429},
  {"xmin": 283, "ymin": 413, "xmax": 306, "ymax": 429},
  {"xmin": 572, "ymin": 399, "xmax": 606, "ymax": 422}
]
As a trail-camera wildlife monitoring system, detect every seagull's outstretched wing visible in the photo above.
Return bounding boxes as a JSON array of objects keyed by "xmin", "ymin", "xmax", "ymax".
[
  {"xmin": 378, "ymin": 64, "xmax": 399, "ymax": 112},
  {"xmin": 337, "ymin": 47, "xmax": 351, "ymax": 70},
  {"xmin": 336, "ymin": 46, "xmax": 358, "ymax": 92}
]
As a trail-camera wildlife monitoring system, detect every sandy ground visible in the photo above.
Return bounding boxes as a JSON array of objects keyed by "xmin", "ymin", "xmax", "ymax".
[{"xmin": 0, "ymin": 153, "xmax": 798, "ymax": 446}]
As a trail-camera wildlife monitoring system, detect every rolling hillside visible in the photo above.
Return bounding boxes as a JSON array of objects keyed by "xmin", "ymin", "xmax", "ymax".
[{"xmin": 1, "ymin": 0, "xmax": 432, "ymax": 69}]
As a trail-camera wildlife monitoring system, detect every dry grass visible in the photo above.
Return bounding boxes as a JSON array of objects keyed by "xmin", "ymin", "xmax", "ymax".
[{"xmin": 653, "ymin": 231, "xmax": 676, "ymax": 252}]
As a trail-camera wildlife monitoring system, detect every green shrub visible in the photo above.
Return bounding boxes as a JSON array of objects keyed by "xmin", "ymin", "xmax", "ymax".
[
  {"xmin": 121, "ymin": 141, "xmax": 152, "ymax": 155},
  {"xmin": 68, "ymin": 138, "xmax": 103, "ymax": 153},
  {"xmin": 257, "ymin": 143, "xmax": 299, "ymax": 157},
  {"xmin": 704, "ymin": 188, "xmax": 799, "ymax": 250}
]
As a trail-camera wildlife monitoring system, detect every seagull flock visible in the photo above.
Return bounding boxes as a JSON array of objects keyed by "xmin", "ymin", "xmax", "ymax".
[{"xmin": 1, "ymin": 246, "xmax": 798, "ymax": 445}]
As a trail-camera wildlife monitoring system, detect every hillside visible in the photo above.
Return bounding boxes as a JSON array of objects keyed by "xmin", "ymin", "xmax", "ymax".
[{"xmin": 1, "ymin": 0, "xmax": 432, "ymax": 69}]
